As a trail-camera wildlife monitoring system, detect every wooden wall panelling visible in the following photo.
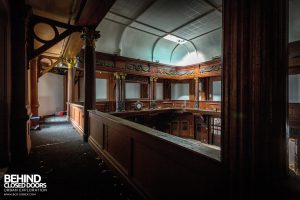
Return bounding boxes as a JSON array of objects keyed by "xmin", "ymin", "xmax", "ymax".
[{"xmin": 69, "ymin": 103, "xmax": 84, "ymax": 135}]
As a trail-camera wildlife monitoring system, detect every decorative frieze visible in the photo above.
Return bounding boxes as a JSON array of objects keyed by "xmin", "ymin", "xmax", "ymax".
[
  {"xmin": 199, "ymin": 65, "xmax": 222, "ymax": 73},
  {"xmin": 96, "ymin": 59, "xmax": 115, "ymax": 68},
  {"xmin": 125, "ymin": 63, "xmax": 150, "ymax": 72},
  {"xmin": 158, "ymin": 68, "xmax": 194, "ymax": 76}
]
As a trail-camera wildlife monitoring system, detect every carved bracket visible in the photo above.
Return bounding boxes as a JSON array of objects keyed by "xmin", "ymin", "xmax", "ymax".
[{"xmin": 27, "ymin": 15, "xmax": 82, "ymax": 60}]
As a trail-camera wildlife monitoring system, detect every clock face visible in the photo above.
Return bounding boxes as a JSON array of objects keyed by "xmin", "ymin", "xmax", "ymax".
[
  {"xmin": 135, "ymin": 102, "xmax": 142, "ymax": 110},
  {"xmin": 136, "ymin": 103, "xmax": 142, "ymax": 109}
]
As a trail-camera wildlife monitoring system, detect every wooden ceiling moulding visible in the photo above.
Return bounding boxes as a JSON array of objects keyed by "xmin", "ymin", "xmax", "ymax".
[{"xmin": 28, "ymin": 14, "xmax": 82, "ymax": 60}]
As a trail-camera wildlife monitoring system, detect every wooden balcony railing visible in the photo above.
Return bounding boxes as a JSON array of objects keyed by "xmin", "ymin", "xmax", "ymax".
[{"xmin": 88, "ymin": 110, "xmax": 222, "ymax": 199}]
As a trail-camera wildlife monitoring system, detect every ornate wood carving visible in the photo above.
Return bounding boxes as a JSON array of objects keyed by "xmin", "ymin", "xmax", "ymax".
[
  {"xmin": 125, "ymin": 63, "xmax": 150, "ymax": 72},
  {"xmin": 96, "ymin": 59, "xmax": 115, "ymax": 68},
  {"xmin": 81, "ymin": 26, "xmax": 100, "ymax": 47},
  {"xmin": 157, "ymin": 68, "xmax": 194, "ymax": 76},
  {"xmin": 199, "ymin": 65, "xmax": 222, "ymax": 73}
]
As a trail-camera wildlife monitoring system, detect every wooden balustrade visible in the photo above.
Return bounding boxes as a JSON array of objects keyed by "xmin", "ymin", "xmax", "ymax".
[
  {"xmin": 93, "ymin": 100, "xmax": 221, "ymax": 112},
  {"xmin": 88, "ymin": 110, "xmax": 222, "ymax": 199}
]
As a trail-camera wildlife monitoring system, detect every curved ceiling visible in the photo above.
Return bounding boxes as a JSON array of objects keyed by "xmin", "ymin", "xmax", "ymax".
[{"xmin": 96, "ymin": 0, "xmax": 300, "ymax": 66}]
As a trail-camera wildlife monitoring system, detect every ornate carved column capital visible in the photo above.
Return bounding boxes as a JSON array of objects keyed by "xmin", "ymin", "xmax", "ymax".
[
  {"xmin": 81, "ymin": 27, "xmax": 100, "ymax": 47},
  {"xmin": 194, "ymin": 77, "xmax": 199, "ymax": 82},
  {"xmin": 114, "ymin": 72, "xmax": 121, "ymax": 80},
  {"xmin": 62, "ymin": 57, "xmax": 77, "ymax": 69},
  {"xmin": 150, "ymin": 76, "xmax": 158, "ymax": 82},
  {"xmin": 114, "ymin": 72, "xmax": 127, "ymax": 80},
  {"xmin": 120, "ymin": 72, "xmax": 127, "ymax": 80}
]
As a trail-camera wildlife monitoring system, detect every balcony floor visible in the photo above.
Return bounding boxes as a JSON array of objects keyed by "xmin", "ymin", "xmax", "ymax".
[{"xmin": 5, "ymin": 116, "xmax": 140, "ymax": 200}]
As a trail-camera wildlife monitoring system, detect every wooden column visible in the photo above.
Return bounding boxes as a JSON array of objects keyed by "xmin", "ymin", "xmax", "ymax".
[
  {"xmin": 149, "ymin": 77, "xmax": 154, "ymax": 101},
  {"xmin": 67, "ymin": 64, "xmax": 74, "ymax": 118},
  {"xmin": 222, "ymin": 0, "xmax": 288, "ymax": 199},
  {"xmin": 163, "ymin": 79, "xmax": 171, "ymax": 100},
  {"xmin": 63, "ymin": 74, "xmax": 67, "ymax": 111},
  {"xmin": 200, "ymin": 78, "xmax": 206, "ymax": 101},
  {"xmin": 81, "ymin": 27, "xmax": 100, "ymax": 142},
  {"xmin": 114, "ymin": 72, "xmax": 122, "ymax": 112},
  {"xmin": 150, "ymin": 76, "xmax": 158, "ymax": 109},
  {"xmin": 120, "ymin": 73, "xmax": 126, "ymax": 111},
  {"xmin": 10, "ymin": 0, "xmax": 31, "ymax": 162},
  {"xmin": 30, "ymin": 58, "xmax": 39, "ymax": 117},
  {"xmin": 194, "ymin": 77, "xmax": 199, "ymax": 108},
  {"xmin": 153, "ymin": 77, "xmax": 158, "ymax": 100}
]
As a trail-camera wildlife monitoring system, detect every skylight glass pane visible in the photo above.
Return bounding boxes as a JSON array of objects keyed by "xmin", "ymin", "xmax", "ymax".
[{"xmin": 163, "ymin": 34, "xmax": 187, "ymax": 44}]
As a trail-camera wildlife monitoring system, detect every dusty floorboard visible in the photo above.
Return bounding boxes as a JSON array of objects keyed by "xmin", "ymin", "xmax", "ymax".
[{"xmin": 2, "ymin": 116, "xmax": 141, "ymax": 200}]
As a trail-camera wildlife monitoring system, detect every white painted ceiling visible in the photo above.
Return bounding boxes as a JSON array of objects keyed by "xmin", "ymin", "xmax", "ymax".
[{"xmin": 96, "ymin": 0, "xmax": 300, "ymax": 66}]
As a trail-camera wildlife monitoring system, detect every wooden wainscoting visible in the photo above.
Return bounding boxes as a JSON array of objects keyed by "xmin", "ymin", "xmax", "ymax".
[
  {"xmin": 69, "ymin": 103, "xmax": 84, "ymax": 135},
  {"xmin": 88, "ymin": 110, "xmax": 222, "ymax": 200}
]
